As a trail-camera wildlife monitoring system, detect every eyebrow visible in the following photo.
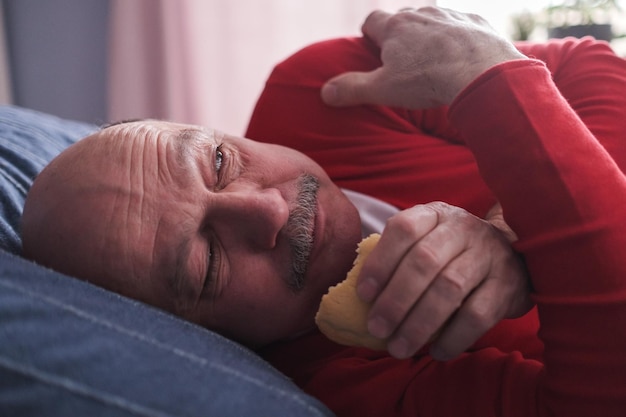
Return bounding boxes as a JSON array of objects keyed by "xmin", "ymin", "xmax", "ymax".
[
  {"xmin": 176, "ymin": 128, "xmax": 214, "ymax": 156},
  {"xmin": 174, "ymin": 129, "xmax": 203, "ymax": 162}
]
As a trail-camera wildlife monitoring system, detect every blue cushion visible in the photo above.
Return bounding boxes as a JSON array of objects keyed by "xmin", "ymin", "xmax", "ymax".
[
  {"xmin": 0, "ymin": 105, "xmax": 95, "ymax": 253},
  {"xmin": 0, "ymin": 106, "xmax": 334, "ymax": 416}
]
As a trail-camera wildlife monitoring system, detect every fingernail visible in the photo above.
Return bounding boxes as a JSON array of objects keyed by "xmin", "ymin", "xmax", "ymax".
[
  {"xmin": 389, "ymin": 337, "xmax": 411, "ymax": 359},
  {"xmin": 368, "ymin": 315, "xmax": 391, "ymax": 339},
  {"xmin": 357, "ymin": 277, "xmax": 378, "ymax": 302}
]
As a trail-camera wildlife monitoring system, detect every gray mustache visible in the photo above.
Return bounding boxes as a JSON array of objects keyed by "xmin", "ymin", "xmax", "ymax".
[{"xmin": 286, "ymin": 174, "xmax": 319, "ymax": 292}]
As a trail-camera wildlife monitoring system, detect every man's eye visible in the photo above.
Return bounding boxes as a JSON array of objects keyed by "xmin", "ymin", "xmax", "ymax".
[{"xmin": 215, "ymin": 145, "xmax": 224, "ymax": 173}]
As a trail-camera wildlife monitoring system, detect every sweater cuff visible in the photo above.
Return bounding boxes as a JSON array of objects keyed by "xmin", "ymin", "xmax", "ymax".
[{"xmin": 449, "ymin": 59, "xmax": 547, "ymax": 117}]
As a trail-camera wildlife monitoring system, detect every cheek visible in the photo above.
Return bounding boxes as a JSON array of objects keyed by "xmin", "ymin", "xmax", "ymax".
[
  {"xmin": 286, "ymin": 150, "xmax": 329, "ymax": 179},
  {"xmin": 211, "ymin": 257, "xmax": 318, "ymax": 345},
  {"xmin": 223, "ymin": 256, "xmax": 295, "ymax": 312},
  {"xmin": 252, "ymin": 142, "xmax": 329, "ymax": 181}
]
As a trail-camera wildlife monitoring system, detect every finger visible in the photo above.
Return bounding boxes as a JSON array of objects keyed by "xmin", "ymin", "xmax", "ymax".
[
  {"xmin": 356, "ymin": 205, "xmax": 439, "ymax": 304},
  {"xmin": 321, "ymin": 68, "xmax": 387, "ymax": 107},
  {"xmin": 428, "ymin": 278, "xmax": 503, "ymax": 361},
  {"xmin": 367, "ymin": 218, "xmax": 468, "ymax": 341},
  {"xmin": 386, "ymin": 248, "xmax": 488, "ymax": 359},
  {"xmin": 429, "ymin": 244, "xmax": 531, "ymax": 360},
  {"xmin": 360, "ymin": 10, "xmax": 394, "ymax": 45}
]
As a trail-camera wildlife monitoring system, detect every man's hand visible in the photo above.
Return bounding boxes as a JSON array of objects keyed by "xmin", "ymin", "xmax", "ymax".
[
  {"xmin": 358, "ymin": 202, "xmax": 533, "ymax": 360},
  {"xmin": 321, "ymin": 7, "xmax": 527, "ymax": 109}
]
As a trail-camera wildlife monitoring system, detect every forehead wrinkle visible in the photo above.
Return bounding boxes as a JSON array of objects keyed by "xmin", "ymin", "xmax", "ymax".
[
  {"xmin": 105, "ymin": 123, "xmax": 167, "ymax": 294},
  {"xmin": 129, "ymin": 126, "xmax": 155, "ymax": 241},
  {"xmin": 149, "ymin": 130, "xmax": 203, "ymax": 314},
  {"xmin": 106, "ymin": 123, "xmax": 210, "ymax": 314}
]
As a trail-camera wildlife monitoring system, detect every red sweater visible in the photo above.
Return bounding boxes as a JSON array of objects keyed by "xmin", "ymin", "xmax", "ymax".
[{"xmin": 246, "ymin": 37, "xmax": 626, "ymax": 416}]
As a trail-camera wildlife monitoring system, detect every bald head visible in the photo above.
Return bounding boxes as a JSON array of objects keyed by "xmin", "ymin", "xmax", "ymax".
[
  {"xmin": 20, "ymin": 119, "xmax": 361, "ymax": 347},
  {"xmin": 22, "ymin": 125, "xmax": 152, "ymax": 296}
]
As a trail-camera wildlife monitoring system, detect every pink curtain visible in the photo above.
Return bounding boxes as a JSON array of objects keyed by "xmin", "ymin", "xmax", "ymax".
[{"xmin": 108, "ymin": 0, "xmax": 435, "ymax": 135}]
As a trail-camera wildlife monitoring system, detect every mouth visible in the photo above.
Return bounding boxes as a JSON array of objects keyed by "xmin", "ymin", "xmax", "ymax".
[{"xmin": 285, "ymin": 174, "xmax": 320, "ymax": 292}]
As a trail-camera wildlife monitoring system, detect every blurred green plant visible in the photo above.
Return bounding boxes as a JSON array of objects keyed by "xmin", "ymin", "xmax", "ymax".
[
  {"xmin": 511, "ymin": 10, "xmax": 537, "ymax": 40},
  {"xmin": 546, "ymin": 0, "xmax": 621, "ymax": 26},
  {"xmin": 510, "ymin": 0, "xmax": 623, "ymax": 41}
]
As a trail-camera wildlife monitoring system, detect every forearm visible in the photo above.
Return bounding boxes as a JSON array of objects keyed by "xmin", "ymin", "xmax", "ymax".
[{"xmin": 450, "ymin": 58, "xmax": 626, "ymax": 415}]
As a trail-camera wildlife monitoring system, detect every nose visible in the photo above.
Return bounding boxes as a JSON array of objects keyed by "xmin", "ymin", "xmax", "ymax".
[{"xmin": 208, "ymin": 186, "xmax": 290, "ymax": 250}]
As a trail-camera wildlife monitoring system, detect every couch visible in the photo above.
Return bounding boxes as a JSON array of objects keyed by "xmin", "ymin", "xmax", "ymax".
[{"xmin": 0, "ymin": 105, "xmax": 334, "ymax": 416}]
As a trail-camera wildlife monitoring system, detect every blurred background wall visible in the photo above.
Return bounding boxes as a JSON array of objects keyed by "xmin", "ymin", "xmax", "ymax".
[
  {"xmin": 0, "ymin": 0, "xmax": 624, "ymax": 135},
  {"xmin": 2, "ymin": 0, "xmax": 109, "ymax": 124}
]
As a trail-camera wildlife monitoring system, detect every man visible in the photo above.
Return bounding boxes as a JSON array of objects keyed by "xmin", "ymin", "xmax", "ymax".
[
  {"xmin": 20, "ymin": 112, "xmax": 526, "ymax": 355},
  {"xmin": 22, "ymin": 6, "xmax": 626, "ymax": 416},
  {"xmin": 246, "ymin": 7, "xmax": 626, "ymax": 416}
]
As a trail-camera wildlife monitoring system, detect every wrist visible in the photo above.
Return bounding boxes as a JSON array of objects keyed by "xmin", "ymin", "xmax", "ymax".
[{"xmin": 450, "ymin": 49, "xmax": 529, "ymax": 104}]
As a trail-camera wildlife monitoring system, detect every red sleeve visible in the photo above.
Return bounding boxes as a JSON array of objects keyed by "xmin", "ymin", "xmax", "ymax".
[
  {"xmin": 254, "ymin": 37, "xmax": 626, "ymax": 417},
  {"xmin": 246, "ymin": 37, "xmax": 497, "ymax": 217},
  {"xmin": 448, "ymin": 41, "xmax": 626, "ymax": 415},
  {"xmin": 515, "ymin": 38, "xmax": 626, "ymax": 171},
  {"xmin": 262, "ymin": 330, "xmax": 545, "ymax": 417}
]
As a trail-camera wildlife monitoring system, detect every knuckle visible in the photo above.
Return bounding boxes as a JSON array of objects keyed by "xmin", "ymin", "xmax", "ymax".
[
  {"xmin": 397, "ymin": 322, "xmax": 435, "ymax": 350},
  {"xmin": 425, "ymin": 200, "xmax": 452, "ymax": 210},
  {"xmin": 377, "ymin": 300, "xmax": 407, "ymax": 329},
  {"xmin": 420, "ymin": 5, "xmax": 440, "ymax": 12},
  {"xmin": 385, "ymin": 213, "xmax": 418, "ymax": 236},
  {"xmin": 424, "ymin": 201, "xmax": 455, "ymax": 217},
  {"xmin": 448, "ymin": 206, "xmax": 479, "ymax": 226},
  {"xmin": 412, "ymin": 319, "xmax": 439, "ymax": 340},
  {"xmin": 375, "ymin": 296, "xmax": 411, "ymax": 326},
  {"xmin": 406, "ymin": 326, "xmax": 434, "ymax": 346},
  {"xmin": 418, "ymin": 6, "xmax": 443, "ymax": 17},
  {"xmin": 435, "ymin": 269, "xmax": 471, "ymax": 300},
  {"xmin": 468, "ymin": 12, "xmax": 488, "ymax": 25},
  {"xmin": 385, "ymin": 12, "xmax": 412, "ymax": 32},
  {"xmin": 463, "ymin": 303, "xmax": 498, "ymax": 330},
  {"xmin": 399, "ymin": 310, "xmax": 442, "ymax": 344},
  {"xmin": 386, "ymin": 204, "xmax": 439, "ymax": 237},
  {"xmin": 427, "ymin": 202, "xmax": 478, "ymax": 227},
  {"xmin": 411, "ymin": 242, "xmax": 443, "ymax": 270}
]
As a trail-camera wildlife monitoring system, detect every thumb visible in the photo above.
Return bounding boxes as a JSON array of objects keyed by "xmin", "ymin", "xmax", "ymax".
[{"xmin": 321, "ymin": 70, "xmax": 381, "ymax": 107}]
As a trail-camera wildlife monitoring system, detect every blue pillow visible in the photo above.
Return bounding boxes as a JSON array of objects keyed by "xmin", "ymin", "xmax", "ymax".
[
  {"xmin": 0, "ymin": 249, "xmax": 333, "ymax": 416},
  {"xmin": 0, "ymin": 105, "xmax": 96, "ymax": 253},
  {"xmin": 0, "ymin": 106, "xmax": 334, "ymax": 417}
]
